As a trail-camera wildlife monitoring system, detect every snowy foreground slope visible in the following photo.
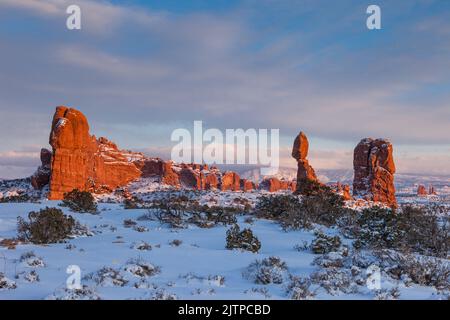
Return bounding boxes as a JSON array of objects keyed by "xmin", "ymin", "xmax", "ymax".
[{"xmin": 0, "ymin": 188, "xmax": 448, "ymax": 300}]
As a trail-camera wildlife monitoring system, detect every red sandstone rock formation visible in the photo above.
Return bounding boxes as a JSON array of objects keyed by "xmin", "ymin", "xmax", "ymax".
[
  {"xmin": 260, "ymin": 177, "xmax": 293, "ymax": 192},
  {"xmin": 335, "ymin": 182, "xmax": 352, "ymax": 201},
  {"xmin": 417, "ymin": 185, "xmax": 428, "ymax": 196},
  {"xmin": 220, "ymin": 171, "xmax": 241, "ymax": 191},
  {"xmin": 342, "ymin": 185, "xmax": 352, "ymax": 201},
  {"xmin": 429, "ymin": 185, "xmax": 437, "ymax": 195},
  {"xmin": 291, "ymin": 132, "xmax": 318, "ymax": 192},
  {"xmin": 48, "ymin": 106, "xmax": 142, "ymax": 199},
  {"xmin": 240, "ymin": 179, "xmax": 256, "ymax": 192},
  {"xmin": 353, "ymin": 138, "xmax": 397, "ymax": 207},
  {"xmin": 39, "ymin": 106, "xmax": 286, "ymax": 197},
  {"xmin": 31, "ymin": 148, "xmax": 52, "ymax": 190}
]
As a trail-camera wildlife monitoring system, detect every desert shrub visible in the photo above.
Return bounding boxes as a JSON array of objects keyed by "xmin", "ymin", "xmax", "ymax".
[
  {"xmin": 300, "ymin": 190, "xmax": 349, "ymax": 227},
  {"xmin": 226, "ymin": 224, "xmax": 261, "ymax": 253},
  {"xmin": 123, "ymin": 219, "xmax": 137, "ymax": 228},
  {"xmin": 0, "ymin": 193, "xmax": 31, "ymax": 203},
  {"xmin": 20, "ymin": 251, "xmax": 45, "ymax": 267},
  {"xmin": 398, "ymin": 206, "xmax": 449, "ymax": 257},
  {"xmin": 255, "ymin": 194, "xmax": 302, "ymax": 219},
  {"xmin": 255, "ymin": 191, "xmax": 349, "ymax": 230},
  {"xmin": 189, "ymin": 205, "xmax": 238, "ymax": 228},
  {"xmin": 17, "ymin": 207, "xmax": 76, "ymax": 244},
  {"xmin": 296, "ymin": 178, "xmax": 333, "ymax": 196},
  {"xmin": 150, "ymin": 288, "xmax": 178, "ymax": 300},
  {"xmin": 255, "ymin": 194, "xmax": 311, "ymax": 230},
  {"xmin": 352, "ymin": 207, "xmax": 404, "ymax": 250},
  {"xmin": 169, "ymin": 239, "xmax": 183, "ymax": 247},
  {"xmin": 243, "ymin": 257, "xmax": 289, "ymax": 284},
  {"xmin": 285, "ymin": 275, "xmax": 316, "ymax": 300},
  {"xmin": 62, "ymin": 189, "xmax": 98, "ymax": 213},
  {"xmin": 352, "ymin": 206, "xmax": 449, "ymax": 258},
  {"xmin": 0, "ymin": 273, "xmax": 17, "ymax": 290},
  {"xmin": 87, "ymin": 267, "xmax": 128, "ymax": 287},
  {"xmin": 310, "ymin": 268, "xmax": 358, "ymax": 295},
  {"xmin": 149, "ymin": 194, "xmax": 240, "ymax": 228},
  {"xmin": 47, "ymin": 285, "xmax": 101, "ymax": 300},
  {"xmin": 311, "ymin": 232, "xmax": 342, "ymax": 254},
  {"xmin": 152, "ymin": 196, "xmax": 189, "ymax": 228},
  {"xmin": 380, "ymin": 251, "xmax": 450, "ymax": 291},
  {"xmin": 123, "ymin": 196, "xmax": 142, "ymax": 209},
  {"xmin": 374, "ymin": 288, "xmax": 401, "ymax": 300},
  {"xmin": 124, "ymin": 258, "xmax": 161, "ymax": 278}
]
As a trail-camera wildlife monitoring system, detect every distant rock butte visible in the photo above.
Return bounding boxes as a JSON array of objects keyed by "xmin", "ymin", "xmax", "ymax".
[
  {"xmin": 31, "ymin": 148, "xmax": 52, "ymax": 190},
  {"xmin": 48, "ymin": 106, "xmax": 142, "ymax": 199},
  {"xmin": 38, "ymin": 106, "xmax": 290, "ymax": 199},
  {"xmin": 291, "ymin": 131, "xmax": 319, "ymax": 191},
  {"xmin": 352, "ymin": 138, "xmax": 397, "ymax": 207},
  {"xmin": 417, "ymin": 185, "xmax": 428, "ymax": 196},
  {"xmin": 260, "ymin": 177, "xmax": 296, "ymax": 192}
]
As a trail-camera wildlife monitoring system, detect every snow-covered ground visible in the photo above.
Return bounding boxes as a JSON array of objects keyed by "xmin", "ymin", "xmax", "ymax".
[{"xmin": 0, "ymin": 191, "xmax": 448, "ymax": 300}]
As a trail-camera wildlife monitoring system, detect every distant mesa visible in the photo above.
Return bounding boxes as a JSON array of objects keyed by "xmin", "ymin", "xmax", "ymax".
[{"xmin": 352, "ymin": 138, "xmax": 397, "ymax": 207}]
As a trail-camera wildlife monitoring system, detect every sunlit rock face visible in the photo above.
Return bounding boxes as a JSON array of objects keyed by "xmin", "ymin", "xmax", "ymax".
[{"xmin": 353, "ymin": 138, "xmax": 397, "ymax": 207}]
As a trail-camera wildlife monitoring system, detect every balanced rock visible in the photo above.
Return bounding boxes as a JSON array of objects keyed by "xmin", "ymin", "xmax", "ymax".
[
  {"xmin": 291, "ymin": 131, "xmax": 318, "ymax": 192},
  {"xmin": 352, "ymin": 138, "xmax": 396, "ymax": 207}
]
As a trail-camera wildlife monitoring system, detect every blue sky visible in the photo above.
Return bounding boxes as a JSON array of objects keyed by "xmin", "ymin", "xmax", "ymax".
[{"xmin": 0, "ymin": 0, "xmax": 449, "ymax": 178}]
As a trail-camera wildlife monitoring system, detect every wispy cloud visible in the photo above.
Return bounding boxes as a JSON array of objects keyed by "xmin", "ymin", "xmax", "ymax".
[{"xmin": 0, "ymin": 0, "xmax": 449, "ymax": 177}]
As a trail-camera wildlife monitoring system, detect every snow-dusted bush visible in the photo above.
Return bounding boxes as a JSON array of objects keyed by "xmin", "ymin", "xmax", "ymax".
[
  {"xmin": 311, "ymin": 232, "xmax": 342, "ymax": 254},
  {"xmin": 20, "ymin": 251, "xmax": 45, "ymax": 268},
  {"xmin": 24, "ymin": 271, "xmax": 40, "ymax": 283},
  {"xmin": 243, "ymin": 257, "xmax": 289, "ymax": 284},
  {"xmin": 189, "ymin": 205, "xmax": 238, "ymax": 228},
  {"xmin": 295, "ymin": 178, "xmax": 334, "ymax": 196},
  {"xmin": 47, "ymin": 285, "xmax": 101, "ymax": 300},
  {"xmin": 0, "ymin": 273, "xmax": 17, "ymax": 290},
  {"xmin": 255, "ymin": 191, "xmax": 349, "ymax": 230},
  {"xmin": 300, "ymin": 190, "xmax": 349, "ymax": 227},
  {"xmin": 380, "ymin": 251, "xmax": 450, "ymax": 291},
  {"xmin": 313, "ymin": 252, "xmax": 347, "ymax": 269},
  {"xmin": 123, "ymin": 196, "xmax": 142, "ymax": 209},
  {"xmin": 255, "ymin": 194, "xmax": 302, "ymax": 220},
  {"xmin": 226, "ymin": 224, "xmax": 261, "ymax": 253},
  {"xmin": 123, "ymin": 219, "xmax": 137, "ymax": 228},
  {"xmin": 124, "ymin": 258, "xmax": 161, "ymax": 279},
  {"xmin": 374, "ymin": 287, "xmax": 401, "ymax": 300},
  {"xmin": 62, "ymin": 189, "xmax": 98, "ymax": 214},
  {"xmin": 352, "ymin": 206, "xmax": 449, "ymax": 258},
  {"xmin": 87, "ymin": 266, "xmax": 128, "ymax": 287},
  {"xmin": 131, "ymin": 241, "xmax": 152, "ymax": 251},
  {"xmin": 0, "ymin": 193, "xmax": 31, "ymax": 203},
  {"xmin": 285, "ymin": 275, "xmax": 316, "ymax": 300},
  {"xmin": 17, "ymin": 207, "xmax": 77, "ymax": 244},
  {"xmin": 149, "ymin": 288, "xmax": 178, "ymax": 300},
  {"xmin": 181, "ymin": 272, "xmax": 225, "ymax": 287},
  {"xmin": 169, "ymin": 239, "xmax": 183, "ymax": 247},
  {"xmin": 310, "ymin": 268, "xmax": 359, "ymax": 295}
]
